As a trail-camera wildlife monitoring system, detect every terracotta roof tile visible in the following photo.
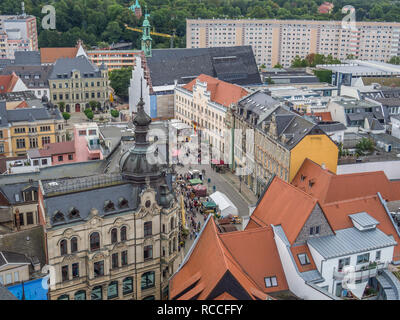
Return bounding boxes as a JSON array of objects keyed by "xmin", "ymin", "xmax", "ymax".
[
  {"xmin": 213, "ymin": 292, "xmax": 238, "ymax": 300},
  {"xmin": 169, "ymin": 217, "xmax": 278, "ymax": 300},
  {"xmin": 0, "ymin": 73, "xmax": 19, "ymax": 93},
  {"xmin": 306, "ymin": 112, "xmax": 332, "ymax": 121},
  {"xmin": 40, "ymin": 47, "xmax": 79, "ymax": 64},
  {"xmin": 247, "ymin": 176, "xmax": 318, "ymax": 244},
  {"xmin": 219, "ymin": 227, "xmax": 289, "ymax": 293},
  {"xmin": 292, "ymin": 158, "xmax": 400, "ymax": 203},
  {"xmin": 36, "ymin": 141, "xmax": 75, "ymax": 157},
  {"xmin": 182, "ymin": 74, "xmax": 249, "ymax": 108}
]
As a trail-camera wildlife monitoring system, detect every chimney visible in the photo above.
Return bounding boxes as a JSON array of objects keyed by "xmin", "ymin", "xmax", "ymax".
[{"xmin": 321, "ymin": 163, "xmax": 326, "ymax": 170}]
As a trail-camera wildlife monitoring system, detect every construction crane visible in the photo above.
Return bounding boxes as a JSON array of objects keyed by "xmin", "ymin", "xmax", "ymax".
[{"xmin": 124, "ymin": 24, "xmax": 176, "ymax": 48}]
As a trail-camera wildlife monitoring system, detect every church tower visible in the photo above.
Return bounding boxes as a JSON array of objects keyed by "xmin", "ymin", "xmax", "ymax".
[{"xmin": 141, "ymin": 8, "xmax": 152, "ymax": 57}]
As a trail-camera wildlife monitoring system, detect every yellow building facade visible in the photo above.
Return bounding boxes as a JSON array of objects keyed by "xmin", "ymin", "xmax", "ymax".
[
  {"xmin": 0, "ymin": 127, "xmax": 12, "ymax": 157},
  {"xmin": 289, "ymin": 134, "xmax": 338, "ymax": 182}
]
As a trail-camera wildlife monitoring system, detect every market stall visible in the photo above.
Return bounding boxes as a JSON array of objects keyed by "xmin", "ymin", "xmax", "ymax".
[{"xmin": 209, "ymin": 191, "xmax": 238, "ymax": 217}]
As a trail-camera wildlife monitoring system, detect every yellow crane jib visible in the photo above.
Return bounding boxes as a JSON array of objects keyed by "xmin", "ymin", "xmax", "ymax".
[{"xmin": 124, "ymin": 24, "xmax": 174, "ymax": 38}]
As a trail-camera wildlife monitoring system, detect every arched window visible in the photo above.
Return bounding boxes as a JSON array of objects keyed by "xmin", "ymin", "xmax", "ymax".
[
  {"xmin": 60, "ymin": 239, "xmax": 67, "ymax": 255},
  {"xmin": 104, "ymin": 200, "xmax": 115, "ymax": 212},
  {"xmin": 162, "ymin": 224, "xmax": 166, "ymax": 233},
  {"xmin": 120, "ymin": 226, "xmax": 127, "ymax": 242},
  {"xmin": 90, "ymin": 232, "xmax": 100, "ymax": 251},
  {"xmin": 107, "ymin": 281, "xmax": 119, "ymax": 299},
  {"xmin": 173, "ymin": 237, "xmax": 176, "ymax": 252},
  {"xmin": 118, "ymin": 197, "xmax": 129, "ymax": 209},
  {"xmin": 122, "ymin": 277, "xmax": 133, "ymax": 295},
  {"xmin": 68, "ymin": 207, "xmax": 80, "ymax": 220},
  {"xmin": 111, "ymin": 228, "xmax": 118, "ymax": 244},
  {"xmin": 141, "ymin": 272, "xmax": 155, "ymax": 290},
  {"xmin": 170, "ymin": 217, "xmax": 174, "ymax": 231},
  {"xmin": 91, "ymin": 286, "xmax": 102, "ymax": 300},
  {"xmin": 71, "ymin": 237, "xmax": 78, "ymax": 253},
  {"xmin": 74, "ymin": 290, "xmax": 86, "ymax": 300},
  {"xmin": 57, "ymin": 294, "xmax": 69, "ymax": 300}
]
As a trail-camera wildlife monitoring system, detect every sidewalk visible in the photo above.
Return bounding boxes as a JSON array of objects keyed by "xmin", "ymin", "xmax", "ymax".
[{"xmin": 219, "ymin": 170, "xmax": 258, "ymax": 205}]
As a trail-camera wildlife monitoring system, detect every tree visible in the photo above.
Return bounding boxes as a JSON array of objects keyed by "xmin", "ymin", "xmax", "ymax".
[
  {"xmin": 291, "ymin": 55, "xmax": 307, "ymax": 68},
  {"xmin": 313, "ymin": 69, "xmax": 332, "ymax": 83},
  {"xmin": 109, "ymin": 67, "xmax": 133, "ymax": 100},
  {"xmin": 111, "ymin": 109, "xmax": 120, "ymax": 118},
  {"xmin": 273, "ymin": 63, "xmax": 283, "ymax": 69},
  {"xmin": 62, "ymin": 112, "xmax": 71, "ymax": 124},
  {"xmin": 259, "ymin": 63, "xmax": 266, "ymax": 70},
  {"xmin": 389, "ymin": 56, "xmax": 400, "ymax": 65},
  {"xmin": 266, "ymin": 77, "xmax": 275, "ymax": 85},
  {"xmin": 58, "ymin": 101, "xmax": 66, "ymax": 112},
  {"xmin": 85, "ymin": 110, "xmax": 94, "ymax": 121},
  {"xmin": 356, "ymin": 138, "xmax": 375, "ymax": 155}
]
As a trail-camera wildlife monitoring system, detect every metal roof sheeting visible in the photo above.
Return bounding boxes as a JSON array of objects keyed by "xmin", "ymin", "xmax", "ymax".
[
  {"xmin": 349, "ymin": 212, "xmax": 379, "ymax": 228},
  {"xmin": 307, "ymin": 227, "xmax": 397, "ymax": 259}
]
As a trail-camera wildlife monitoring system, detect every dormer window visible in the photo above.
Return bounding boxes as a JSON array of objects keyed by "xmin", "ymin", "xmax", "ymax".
[
  {"xmin": 298, "ymin": 253, "xmax": 311, "ymax": 265},
  {"xmin": 301, "ymin": 174, "xmax": 306, "ymax": 181},
  {"xmin": 104, "ymin": 200, "xmax": 115, "ymax": 212},
  {"xmin": 53, "ymin": 210, "xmax": 65, "ymax": 223},
  {"xmin": 308, "ymin": 179, "xmax": 315, "ymax": 188},
  {"xmin": 264, "ymin": 276, "xmax": 278, "ymax": 288},
  {"xmin": 68, "ymin": 207, "xmax": 80, "ymax": 219},
  {"xmin": 118, "ymin": 197, "xmax": 129, "ymax": 209}
]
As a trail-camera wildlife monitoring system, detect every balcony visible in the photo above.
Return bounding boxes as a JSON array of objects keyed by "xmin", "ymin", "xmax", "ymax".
[{"xmin": 333, "ymin": 261, "xmax": 389, "ymax": 282}]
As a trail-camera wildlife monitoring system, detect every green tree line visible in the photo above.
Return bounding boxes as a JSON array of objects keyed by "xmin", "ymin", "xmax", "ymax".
[{"xmin": 2, "ymin": 0, "xmax": 400, "ymax": 49}]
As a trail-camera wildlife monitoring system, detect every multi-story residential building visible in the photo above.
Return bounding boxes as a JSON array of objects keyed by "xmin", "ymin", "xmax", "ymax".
[
  {"xmin": 186, "ymin": 19, "xmax": 400, "ymax": 67},
  {"xmin": 0, "ymin": 100, "xmax": 65, "ymax": 157},
  {"xmin": 87, "ymin": 50, "xmax": 141, "ymax": 71},
  {"xmin": 0, "ymin": 15, "xmax": 38, "ymax": 59},
  {"xmin": 73, "ymin": 123, "xmax": 103, "ymax": 161},
  {"xmin": 327, "ymin": 98, "xmax": 386, "ymax": 133},
  {"xmin": 2, "ymin": 65, "xmax": 53, "ymax": 99},
  {"xmin": 225, "ymin": 90, "xmax": 338, "ymax": 196},
  {"xmin": 174, "ymin": 74, "xmax": 249, "ymax": 159},
  {"xmin": 48, "ymin": 55, "xmax": 109, "ymax": 113},
  {"xmin": 37, "ymin": 96, "xmax": 182, "ymax": 300},
  {"xmin": 0, "ymin": 181, "xmax": 40, "ymax": 232}
]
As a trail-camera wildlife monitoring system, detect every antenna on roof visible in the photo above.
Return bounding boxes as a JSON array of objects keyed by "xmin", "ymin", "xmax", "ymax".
[{"xmin": 21, "ymin": 1, "xmax": 26, "ymax": 16}]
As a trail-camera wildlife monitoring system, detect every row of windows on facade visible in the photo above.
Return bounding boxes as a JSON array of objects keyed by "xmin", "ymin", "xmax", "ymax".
[
  {"xmin": 60, "ymin": 219, "xmax": 177, "ymax": 255},
  {"xmin": 16, "ymin": 136, "xmax": 51, "ymax": 149},
  {"xmin": 14, "ymin": 211, "xmax": 36, "ymax": 226},
  {"xmin": 56, "ymin": 275, "xmax": 155, "ymax": 300},
  {"xmin": 52, "ymin": 81, "xmax": 106, "ymax": 89},
  {"xmin": 0, "ymin": 271, "xmax": 20, "ymax": 286},
  {"xmin": 52, "ymin": 92, "xmax": 105, "ymax": 101},
  {"xmin": 14, "ymin": 126, "xmax": 51, "ymax": 134}
]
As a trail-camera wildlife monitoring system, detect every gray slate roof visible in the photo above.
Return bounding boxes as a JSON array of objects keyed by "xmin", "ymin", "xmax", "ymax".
[
  {"xmin": 2, "ymin": 65, "xmax": 53, "ymax": 89},
  {"xmin": 49, "ymin": 55, "xmax": 100, "ymax": 80},
  {"xmin": 0, "ymin": 251, "xmax": 31, "ymax": 267},
  {"xmin": 0, "ymin": 226, "xmax": 46, "ymax": 268},
  {"xmin": 257, "ymin": 106, "xmax": 321, "ymax": 150},
  {"xmin": 0, "ymin": 100, "xmax": 62, "ymax": 126},
  {"xmin": 13, "ymin": 51, "xmax": 41, "ymax": 66},
  {"xmin": 307, "ymin": 227, "xmax": 397, "ymax": 259},
  {"xmin": 147, "ymin": 46, "xmax": 262, "ymax": 87},
  {"xmin": 349, "ymin": 212, "xmax": 379, "ymax": 228},
  {"xmin": 317, "ymin": 122, "xmax": 347, "ymax": 132},
  {"xmin": 238, "ymin": 90, "xmax": 280, "ymax": 117},
  {"xmin": 0, "ymin": 181, "xmax": 38, "ymax": 205},
  {"xmin": 43, "ymin": 181, "xmax": 141, "ymax": 227}
]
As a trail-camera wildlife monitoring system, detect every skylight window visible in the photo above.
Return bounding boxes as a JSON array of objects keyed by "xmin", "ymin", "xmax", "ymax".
[
  {"xmin": 264, "ymin": 276, "xmax": 278, "ymax": 288},
  {"xmin": 298, "ymin": 253, "xmax": 311, "ymax": 265}
]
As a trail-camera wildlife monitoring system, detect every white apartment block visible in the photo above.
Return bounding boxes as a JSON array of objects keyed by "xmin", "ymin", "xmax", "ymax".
[{"xmin": 187, "ymin": 19, "xmax": 400, "ymax": 67}]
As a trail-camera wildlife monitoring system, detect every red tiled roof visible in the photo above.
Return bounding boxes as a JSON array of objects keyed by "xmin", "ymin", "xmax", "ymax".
[
  {"xmin": 15, "ymin": 101, "xmax": 29, "ymax": 109},
  {"xmin": 247, "ymin": 176, "xmax": 318, "ymax": 244},
  {"xmin": 0, "ymin": 73, "xmax": 20, "ymax": 93},
  {"xmin": 213, "ymin": 292, "xmax": 238, "ymax": 300},
  {"xmin": 37, "ymin": 141, "xmax": 75, "ymax": 157},
  {"xmin": 306, "ymin": 112, "xmax": 332, "ymax": 121},
  {"xmin": 169, "ymin": 217, "xmax": 276, "ymax": 300},
  {"xmin": 182, "ymin": 74, "xmax": 249, "ymax": 108},
  {"xmin": 292, "ymin": 158, "xmax": 400, "ymax": 203},
  {"xmin": 220, "ymin": 227, "xmax": 289, "ymax": 293},
  {"xmin": 40, "ymin": 47, "xmax": 79, "ymax": 64}
]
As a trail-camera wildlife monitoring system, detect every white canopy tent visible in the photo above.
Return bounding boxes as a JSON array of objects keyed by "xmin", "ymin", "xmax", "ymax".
[{"xmin": 209, "ymin": 191, "xmax": 238, "ymax": 217}]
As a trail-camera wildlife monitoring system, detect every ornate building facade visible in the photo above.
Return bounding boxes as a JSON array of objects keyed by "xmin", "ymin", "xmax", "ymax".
[{"xmin": 37, "ymin": 93, "xmax": 182, "ymax": 300}]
